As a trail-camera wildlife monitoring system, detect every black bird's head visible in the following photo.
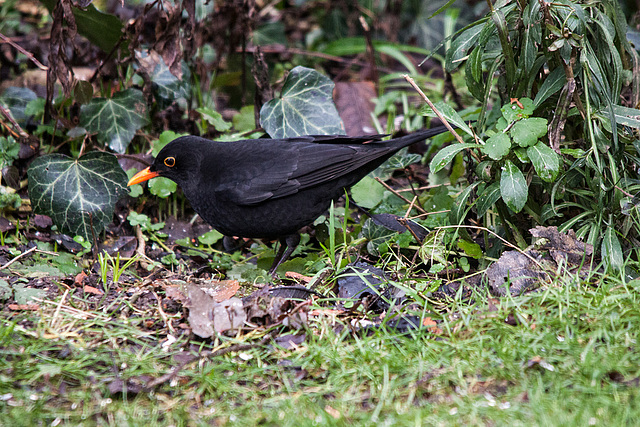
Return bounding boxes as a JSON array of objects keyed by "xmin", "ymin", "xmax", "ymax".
[{"xmin": 128, "ymin": 136, "xmax": 204, "ymax": 188}]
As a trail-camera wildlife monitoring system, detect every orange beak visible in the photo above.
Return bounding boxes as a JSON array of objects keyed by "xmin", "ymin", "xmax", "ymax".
[{"xmin": 128, "ymin": 167, "xmax": 160, "ymax": 186}]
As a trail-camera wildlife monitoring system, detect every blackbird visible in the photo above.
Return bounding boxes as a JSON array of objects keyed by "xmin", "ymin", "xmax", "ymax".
[{"xmin": 128, "ymin": 126, "xmax": 450, "ymax": 274}]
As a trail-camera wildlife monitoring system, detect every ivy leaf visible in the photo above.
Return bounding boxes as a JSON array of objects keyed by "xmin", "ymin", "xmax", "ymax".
[
  {"xmin": 28, "ymin": 152, "xmax": 127, "ymax": 240},
  {"xmin": 79, "ymin": 89, "xmax": 149, "ymax": 153},
  {"xmin": 152, "ymin": 61, "xmax": 190, "ymax": 105},
  {"xmin": 500, "ymin": 160, "xmax": 528, "ymax": 213},
  {"xmin": 527, "ymin": 142, "xmax": 561, "ymax": 182},
  {"xmin": 260, "ymin": 66, "xmax": 345, "ymax": 138},
  {"xmin": 483, "ymin": 133, "xmax": 511, "ymax": 160}
]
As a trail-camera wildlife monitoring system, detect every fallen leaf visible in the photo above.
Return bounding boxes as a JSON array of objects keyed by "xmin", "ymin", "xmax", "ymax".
[
  {"xmin": 526, "ymin": 356, "xmax": 555, "ymax": 371},
  {"xmin": 309, "ymin": 308, "xmax": 345, "ymax": 316},
  {"xmin": 334, "ymin": 81, "xmax": 376, "ymax": 135},
  {"xmin": 74, "ymin": 271, "xmax": 88, "ymax": 286},
  {"xmin": 422, "ymin": 317, "xmax": 437, "ymax": 327},
  {"xmin": 324, "ymin": 405, "xmax": 341, "ymax": 419},
  {"xmin": 8, "ymin": 304, "xmax": 39, "ymax": 311},
  {"xmin": 284, "ymin": 271, "xmax": 313, "ymax": 283},
  {"xmin": 83, "ymin": 285, "xmax": 104, "ymax": 295},
  {"xmin": 163, "ymin": 285, "xmax": 185, "ymax": 301}
]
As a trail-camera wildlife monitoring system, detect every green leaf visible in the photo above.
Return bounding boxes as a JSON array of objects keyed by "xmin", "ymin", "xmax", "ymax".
[
  {"xmin": 125, "ymin": 168, "xmax": 143, "ymax": 198},
  {"xmin": 500, "ymin": 160, "xmax": 528, "ymax": 213},
  {"xmin": 0, "ymin": 87, "xmax": 37, "ymax": 125},
  {"xmin": 0, "ymin": 279, "xmax": 10, "ymax": 300},
  {"xmin": 483, "ymin": 133, "xmax": 511, "ymax": 160},
  {"xmin": 510, "ymin": 117, "xmax": 548, "ymax": 148},
  {"xmin": 500, "ymin": 98, "xmax": 535, "ymax": 122},
  {"xmin": 260, "ymin": 66, "xmax": 345, "ymax": 138},
  {"xmin": 449, "ymin": 181, "xmax": 480, "ymax": 225},
  {"xmin": 253, "ymin": 22, "xmax": 287, "ymax": 45},
  {"xmin": 491, "ymin": 8, "xmax": 516, "ymax": 90},
  {"xmin": 610, "ymin": 105, "xmax": 640, "ymax": 129},
  {"xmin": 444, "ymin": 22, "xmax": 485, "ymax": 72},
  {"xmin": 152, "ymin": 61, "xmax": 189, "ymax": 104},
  {"xmin": 527, "ymin": 142, "xmax": 560, "ymax": 182},
  {"xmin": 351, "ymin": 176, "xmax": 385, "ymax": 209},
  {"xmin": 322, "ymin": 38, "xmax": 430, "ymax": 57},
  {"xmin": 199, "ymin": 229, "xmax": 224, "ymax": 245},
  {"xmin": 74, "ymin": 80, "xmax": 93, "ymax": 105},
  {"xmin": 197, "ymin": 107, "xmax": 233, "ymax": 132},
  {"xmin": 233, "ymin": 105, "xmax": 256, "ymax": 132},
  {"xmin": 457, "ymin": 239, "xmax": 483, "ymax": 259},
  {"xmin": 601, "ymin": 226, "xmax": 623, "ymax": 272},
  {"xmin": 80, "ymin": 89, "xmax": 149, "ymax": 154},
  {"xmin": 476, "ymin": 182, "xmax": 501, "ymax": 217},
  {"xmin": 0, "ymin": 136, "xmax": 20, "ymax": 169},
  {"xmin": 376, "ymin": 45, "xmax": 418, "ymax": 74},
  {"xmin": 153, "ymin": 131, "xmax": 184, "ymax": 156},
  {"xmin": 13, "ymin": 282, "xmax": 47, "ymax": 304},
  {"xmin": 418, "ymin": 230, "xmax": 448, "ymax": 265},
  {"xmin": 39, "ymin": 0, "xmax": 125, "ymax": 54},
  {"xmin": 533, "ymin": 67, "xmax": 566, "ymax": 108},
  {"xmin": 28, "ymin": 152, "xmax": 127, "ymax": 240},
  {"xmin": 149, "ymin": 177, "xmax": 177, "ymax": 198},
  {"xmin": 465, "ymin": 45, "xmax": 485, "ymax": 101},
  {"xmin": 429, "ymin": 143, "xmax": 479, "ymax": 174},
  {"xmin": 421, "ymin": 101, "xmax": 475, "ymax": 137},
  {"xmin": 513, "ymin": 147, "xmax": 530, "ymax": 163}
]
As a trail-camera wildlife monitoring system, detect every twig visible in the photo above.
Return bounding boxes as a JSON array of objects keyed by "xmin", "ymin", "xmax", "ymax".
[
  {"xmin": 615, "ymin": 185, "xmax": 634, "ymax": 198},
  {"xmin": 359, "ymin": 14, "xmax": 379, "ymax": 91},
  {"xmin": 134, "ymin": 225, "xmax": 150, "ymax": 269},
  {"xmin": 404, "ymin": 74, "xmax": 483, "ymax": 165},
  {"xmin": 0, "ymin": 32, "xmax": 48, "ymax": 70},
  {"xmin": 153, "ymin": 290, "xmax": 175, "ymax": 334},
  {"xmin": 374, "ymin": 177, "xmax": 427, "ymax": 215},
  {"xmin": 0, "ymin": 246, "xmax": 37, "ymax": 270},
  {"xmin": 0, "ymin": 104, "xmax": 29, "ymax": 138},
  {"xmin": 408, "ymin": 210, "xmax": 450, "ymax": 219},
  {"xmin": 51, "ymin": 288, "xmax": 70, "ymax": 330},
  {"xmin": 403, "ymin": 75, "xmax": 466, "ymax": 145},
  {"xmin": 396, "ymin": 217, "xmax": 425, "ymax": 245}
]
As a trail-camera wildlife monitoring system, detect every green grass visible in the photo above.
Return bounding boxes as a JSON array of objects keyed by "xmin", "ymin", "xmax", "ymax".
[{"xmin": 2, "ymin": 270, "xmax": 640, "ymax": 425}]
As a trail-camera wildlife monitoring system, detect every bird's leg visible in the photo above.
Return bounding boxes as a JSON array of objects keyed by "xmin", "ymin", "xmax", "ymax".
[{"xmin": 268, "ymin": 234, "xmax": 300, "ymax": 276}]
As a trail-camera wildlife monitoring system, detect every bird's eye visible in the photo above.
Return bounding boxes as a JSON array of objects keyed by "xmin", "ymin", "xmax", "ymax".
[{"xmin": 164, "ymin": 157, "xmax": 176, "ymax": 167}]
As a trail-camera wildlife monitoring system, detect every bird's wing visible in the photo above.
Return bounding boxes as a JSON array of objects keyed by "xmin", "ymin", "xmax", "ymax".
[{"xmin": 214, "ymin": 136, "xmax": 392, "ymax": 205}]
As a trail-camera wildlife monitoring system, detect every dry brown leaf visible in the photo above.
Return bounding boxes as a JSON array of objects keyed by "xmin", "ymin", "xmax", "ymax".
[{"xmin": 83, "ymin": 285, "xmax": 104, "ymax": 295}]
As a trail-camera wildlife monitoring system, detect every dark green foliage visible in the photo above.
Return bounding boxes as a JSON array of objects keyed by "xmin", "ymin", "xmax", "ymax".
[
  {"xmin": 28, "ymin": 152, "xmax": 128, "ymax": 240},
  {"xmin": 260, "ymin": 66, "xmax": 345, "ymax": 138},
  {"xmin": 435, "ymin": 0, "xmax": 640, "ymax": 270}
]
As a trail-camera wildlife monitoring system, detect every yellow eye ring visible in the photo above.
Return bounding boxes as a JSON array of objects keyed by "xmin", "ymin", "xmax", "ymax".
[{"xmin": 164, "ymin": 157, "xmax": 176, "ymax": 167}]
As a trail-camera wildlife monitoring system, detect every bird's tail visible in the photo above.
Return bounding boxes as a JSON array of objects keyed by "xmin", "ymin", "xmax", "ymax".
[{"xmin": 388, "ymin": 125, "xmax": 453, "ymax": 150}]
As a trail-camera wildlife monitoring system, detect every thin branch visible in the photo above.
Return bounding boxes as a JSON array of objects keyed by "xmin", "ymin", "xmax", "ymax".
[
  {"xmin": 374, "ymin": 177, "xmax": 427, "ymax": 215},
  {"xmin": 0, "ymin": 33, "xmax": 48, "ymax": 70},
  {"xmin": 0, "ymin": 246, "xmax": 37, "ymax": 270}
]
